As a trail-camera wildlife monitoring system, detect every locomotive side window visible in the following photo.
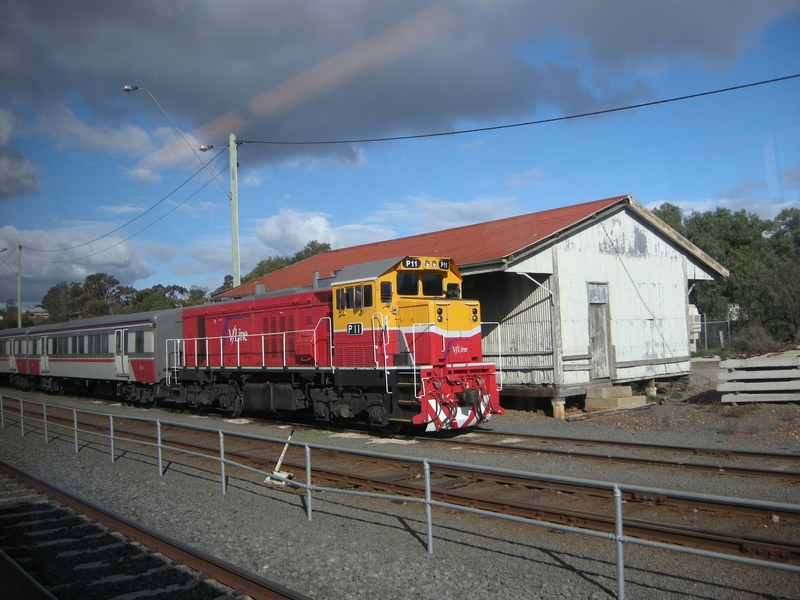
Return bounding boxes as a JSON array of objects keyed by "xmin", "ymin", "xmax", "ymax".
[
  {"xmin": 380, "ymin": 281, "xmax": 392, "ymax": 303},
  {"xmin": 336, "ymin": 288, "xmax": 345, "ymax": 311},
  {"xmin": 421, "ymin": 274, "xmax": 444, "ymax": 297},
  {"xmin": 397, "ymin": 272, "xmax": 418, "ymax": 295},
  {"xmin": 345, "ymin": 286, "xmax": 355, "ymax": 309},
  {"xmin": 363, "ymin": 284, "xmax": 373, "ymax": 307},
  {"xmin": 354, "ymin": 285, "xmax": 362, "ymax": 310}
]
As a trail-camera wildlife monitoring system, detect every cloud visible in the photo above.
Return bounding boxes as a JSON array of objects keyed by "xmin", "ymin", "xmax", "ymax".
[
  {"xmin": 253, "ymin": 208, "xmax": 395, "ymax": 255},
  {"xmin": 0, "ymin": 224, "xmax": 154, "ymax": 305},
  {"xmin": 0, "ymin": 108, "xmax": 40, "ymax": 198},
  {"xmin": 507, "ymin": 168, "xmax": 546, "ymax": 188},
  {"xmin": 40, "ymin": 106, "xmax": 152, "ymax": 156},
  {"xmin": 371, "ymin": 194, "xmax": 521, "ymax": 233}
]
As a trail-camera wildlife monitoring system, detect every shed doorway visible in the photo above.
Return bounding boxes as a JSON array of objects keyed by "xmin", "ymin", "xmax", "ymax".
[{"xmin": 588, "ymin": 283, "xmax": 611, "ymax": 380}]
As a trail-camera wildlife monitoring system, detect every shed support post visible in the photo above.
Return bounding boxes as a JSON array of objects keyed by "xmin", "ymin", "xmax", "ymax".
[{"xmin": 551, "ymin": 398, "xmax": 566, "ymax": 419}]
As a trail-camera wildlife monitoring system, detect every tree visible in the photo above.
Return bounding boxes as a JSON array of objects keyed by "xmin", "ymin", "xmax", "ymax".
[
  {"xmin": 212, "ymin": 275, "xmax": 234, "ymax": 297},
  {"xmin": 40, "ymin": 281, "xmax": 84, "ymax": 322}
]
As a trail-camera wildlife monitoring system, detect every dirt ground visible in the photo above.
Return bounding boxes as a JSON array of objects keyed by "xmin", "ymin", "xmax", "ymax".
[{"xmin": 571, "ymin": 358, "xmax": 800, "ymax": 448}]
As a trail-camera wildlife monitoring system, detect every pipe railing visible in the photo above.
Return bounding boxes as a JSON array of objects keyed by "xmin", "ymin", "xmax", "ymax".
[{"xmin": 3, "ymin": 393, "xmax": 799, "ymax": 600}]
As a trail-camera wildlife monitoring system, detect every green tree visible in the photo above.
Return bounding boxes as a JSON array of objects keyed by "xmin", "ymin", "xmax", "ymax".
[{"xmin": 40, "ymin": 281, "xmax": 84, "ymax": 322}]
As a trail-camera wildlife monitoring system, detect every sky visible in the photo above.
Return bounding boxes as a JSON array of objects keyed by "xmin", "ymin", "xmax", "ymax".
[{"xmin": 1, "ymin": 0, "xmax": 799, "ymax": 310}]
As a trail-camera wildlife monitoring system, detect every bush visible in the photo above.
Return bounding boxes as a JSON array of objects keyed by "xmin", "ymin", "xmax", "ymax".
[{"xmin": 727, "ymin": 324, "xmax": 782, "ymax": 355}]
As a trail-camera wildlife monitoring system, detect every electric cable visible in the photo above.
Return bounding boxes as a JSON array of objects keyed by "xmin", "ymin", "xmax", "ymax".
[
  {"xmin": 23, "ymin": 148, "xmax": 227, "ymax": 253},
  {"xmin": 240, "ymin": 73, "xmax": 800, "ymax": 146},
  {"xmin": 22, "ymin": 164, "xmax": 229, "ymax": 265}
]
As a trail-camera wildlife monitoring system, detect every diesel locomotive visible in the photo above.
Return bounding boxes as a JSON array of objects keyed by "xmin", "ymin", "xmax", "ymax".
[{"xmin": 0, "ymin": 256, "xmax": 503, "ymax": 431}]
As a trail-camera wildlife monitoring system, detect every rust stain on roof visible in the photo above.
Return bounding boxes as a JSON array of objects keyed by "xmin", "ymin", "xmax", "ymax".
[{"xmin": 220, "ymin": 195, "xmax": 628, "ymax": 297}]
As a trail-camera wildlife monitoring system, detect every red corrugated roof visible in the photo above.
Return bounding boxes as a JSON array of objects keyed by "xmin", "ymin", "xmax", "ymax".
[{"xmin": 219, "ymin": 195, "xmax": 629, "ymax": 297}]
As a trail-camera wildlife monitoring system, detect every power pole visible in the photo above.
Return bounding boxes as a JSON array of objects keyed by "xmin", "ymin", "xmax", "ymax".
[
  {"xmin": 16, "ymin": 242, "xmax": 21, "ymax": 328},
  {"xmin": 229, "ymin": 133, "xmax": 241, "ymax": 287}
]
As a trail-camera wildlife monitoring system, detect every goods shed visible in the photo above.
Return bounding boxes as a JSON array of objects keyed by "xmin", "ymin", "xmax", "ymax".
[{"xmin": 218, "ymin": 195, "xmax": 728, "ymax": 403}]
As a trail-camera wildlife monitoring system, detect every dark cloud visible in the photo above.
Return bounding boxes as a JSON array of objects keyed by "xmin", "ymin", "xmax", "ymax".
[{"xmin": 1, "ymin": 0, "xmax": 797, "ymax": 171}]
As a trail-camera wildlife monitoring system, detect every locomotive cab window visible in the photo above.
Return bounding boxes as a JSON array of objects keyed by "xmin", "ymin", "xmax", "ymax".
[
  {"xmin": 397, "ymin": 272, "xmax": 418, "ymax": 295},
  {"xmin": 421, "ymin": 274, "xmax": 444, "ymax": 297}
]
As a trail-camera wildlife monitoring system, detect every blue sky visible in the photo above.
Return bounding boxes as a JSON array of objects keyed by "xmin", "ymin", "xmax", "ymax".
[{"xmin": 1, "ymin": 1, "xmax": 799, "ymax": 309}]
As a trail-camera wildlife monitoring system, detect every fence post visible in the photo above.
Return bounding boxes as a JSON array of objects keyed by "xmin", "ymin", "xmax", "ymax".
[
  {"xmin": 43, "ymin": 404, "xmax": 48, "ymax": 443},
  {"xmin": 110, "ymin": 415, "xmax": 115, "ymax": 463},
  {"xmin": 614, "ymin": 486, "xmax": 626, "ymax": 600},
  {"xmin": 703, "ymin": 313, "xmax": 708, "ymax": 351},
  {"xmin": 20, "ymin": 399, "xmax": 24, "ymax": 438},
  {"xmin": 220, "ymin": 431, "xmax": 227, "ymax": 496},
  {"xmin": 1, "ymin": 395, "xmax": 4, "ymax": 429},
  {"xmin": 305, "ymin": 444, "xmax": 312, "ymax": 521},
  {"xmin": 424, "ymin": 461, "xmax": 434, "ymax": 555},
  {"xmin": 157, "ymin": 421, "xmax": 163, "ymax": 476},
  {"xmin": 73, "ymin": 409, "xmax": 78, "ymax": 453}
]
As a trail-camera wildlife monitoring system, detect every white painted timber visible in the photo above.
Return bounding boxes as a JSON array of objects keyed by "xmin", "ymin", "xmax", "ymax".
[
  {"xmin": 722, "ymin": 393, "xmax": 800, "ymax": 403},
  {"xmin": 717, "ymin": 380, "xmax": 800, "ymax": 392},
  {"xmin": 720, "ymin": 351, "xmax": 800, "ymax": 369},
  {"xmin": 718, "ymin": 368, "xmax": 800, "ymax": 381}
]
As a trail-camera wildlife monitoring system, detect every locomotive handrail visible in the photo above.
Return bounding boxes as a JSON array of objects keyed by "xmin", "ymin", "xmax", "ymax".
[
  {"xmin": 312, "ymin": 317, "xmax": 334, "ymax": 371},
  {"xmin": 371, "ymin": 313, "xmax": 389, "ymax": 394},
  {"xmin": 168, "ymin": 325, "xmax": 334, "ymax": 372}
]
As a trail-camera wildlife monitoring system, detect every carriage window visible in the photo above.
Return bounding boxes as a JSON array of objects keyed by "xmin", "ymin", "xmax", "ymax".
[
  {"xmin": 380, "ymin": 281, "xmax": 392, "ymax": 303},
  {"xmin": 421, "ymin": 274, "xmax": 444, "ymax": 297},
  {"xmin": 135, "ymin": 330, "xmax": 145, "ymax": 353},
  {"xmin": 397, "ymin": 273, "xmax": 419, "ymax": 295}
]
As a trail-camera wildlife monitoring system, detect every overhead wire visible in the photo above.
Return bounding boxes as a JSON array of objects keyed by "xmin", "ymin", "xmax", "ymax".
[
  {"xmin": 24, "ymin": 148, "xmax": 228, "ymax": 253},
  {"xmin": 240, "ymin": 73, "xmax": 800, "ymax": 146},
  {"xmin": 22, "ymin": 163, "xmax": 229, "ymax": 265}
]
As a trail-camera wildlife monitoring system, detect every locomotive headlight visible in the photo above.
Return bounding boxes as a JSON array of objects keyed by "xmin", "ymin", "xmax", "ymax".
[
  {"xmin": 471, "ymin": 308, "xmax": 478, "ymax": 322},
  {"xmin": 425, "ymin": 260, "xmax": 430, "ymax": 267},
  {"xmin": 432, "ymin": 260, "xmax": 437, "ymax": 268},
  {"xmin": 436, "ymin": 307, "xmax": 443, "ymax": 322}
]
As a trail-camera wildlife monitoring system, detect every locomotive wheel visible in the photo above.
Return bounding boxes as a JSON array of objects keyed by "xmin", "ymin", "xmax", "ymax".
[{"xmin": 223, "ymin": 390, "xmax": 244, "ymax": 418}]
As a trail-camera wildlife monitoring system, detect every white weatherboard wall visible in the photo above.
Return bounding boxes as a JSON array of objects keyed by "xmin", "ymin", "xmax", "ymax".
[{"xmin": 510, "ymin": 209, "xmax": 716, "ymax": 386}]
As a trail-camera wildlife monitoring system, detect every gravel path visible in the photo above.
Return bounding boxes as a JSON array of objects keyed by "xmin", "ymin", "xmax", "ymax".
[{"xmin": 1, "ymin": 373, "xmax": 799, "ymax": 599}]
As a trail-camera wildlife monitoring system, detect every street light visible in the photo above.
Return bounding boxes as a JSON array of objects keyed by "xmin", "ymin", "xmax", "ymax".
[
  {"xmin": 200, "ymin": 134, "xmax": 241, "ymax": 287},
  {"xmin": 123, "ymin": 86, "xmax": 240, "ymax": 286}
]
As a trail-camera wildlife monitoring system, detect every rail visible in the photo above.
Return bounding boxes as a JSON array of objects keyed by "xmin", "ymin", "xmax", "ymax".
[{"xmin": 4, "ymin": 394, "xmax": 797, "ymax": 600}]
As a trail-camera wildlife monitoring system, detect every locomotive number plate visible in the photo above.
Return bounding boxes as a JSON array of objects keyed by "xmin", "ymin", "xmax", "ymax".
[
  {"xmin": 403, "ymin": 258, "xmax": 421, "ymax": 269},
  {"xmin": 346, "ymin": 323, "xmax": 363, "ymax": 335}
]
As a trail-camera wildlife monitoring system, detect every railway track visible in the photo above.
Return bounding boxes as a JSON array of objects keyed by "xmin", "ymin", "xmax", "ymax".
[
  {"xmin": 421, "ymin": 428, "xmax": 800, "ymax": 481},
  {"xmin": 0, "ymin": 460, "xmax": 309, "ymax": 600},
  {"xmin": 4, "ymin": 393, "xmax": 800, "ymax": 566}
]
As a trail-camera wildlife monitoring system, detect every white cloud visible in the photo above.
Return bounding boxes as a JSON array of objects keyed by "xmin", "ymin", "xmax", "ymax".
[
  {"xmin": 253, "ymin": 208, "xmax": 395, "ymax": 254},
  {"xmin": 507, "ymin": 167, "xmax": 546, "ymax": 188},
  {"xmin": 122, "ymin": 167, "xmax": 163, "ymax": 185},
  {"xmin": 371, "ymin": 194, "xmax": 521, "ymax": 233}
]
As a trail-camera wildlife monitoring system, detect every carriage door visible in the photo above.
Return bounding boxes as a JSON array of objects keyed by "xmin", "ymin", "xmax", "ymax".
[
  {"xmin": 115, "ymin": 329, "xmax": 129, "ymax": 376},
  {"xmin": 41, "ymin": 336, "xmax": 50, "ymax": 373},
  {"xmin": 588, "ymin": 283, "xmax": 611, "ymax": 380}
]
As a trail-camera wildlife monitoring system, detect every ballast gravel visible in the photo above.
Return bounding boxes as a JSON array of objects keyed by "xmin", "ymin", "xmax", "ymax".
[{"xmin": 1, "ymin": 382, "xmax": 798, "ymax": 599}]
